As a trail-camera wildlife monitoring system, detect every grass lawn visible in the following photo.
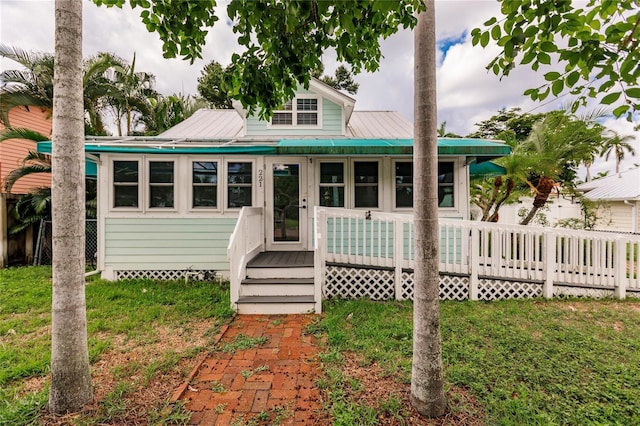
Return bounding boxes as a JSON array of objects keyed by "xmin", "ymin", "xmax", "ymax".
[
  {"xmin": 3, "ymin": 266, "xmax": 640, "ymax": 425},
  {"xmin": 0, "ymin": 266, "xmax": 233, "ymax": 425},
  {"xmin": 316, "ymin": 298, "xmax": 640, "ymax": 425}
]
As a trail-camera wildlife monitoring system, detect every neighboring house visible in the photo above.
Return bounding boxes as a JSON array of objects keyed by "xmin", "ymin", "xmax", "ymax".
[
  {"xmin": 576, "ymin": 167, "xmax": 640, "ymax": 233},
  {"xmin": 0, "ymin": 106, "xmax": 52, "ymax": 267},
  {"xmin": 38, "ymin": 78, "xmax": 510, "ymax": 312},
  {"xmin": 0, "ymin": 106, "xmax": 52, "ymax": 194}
]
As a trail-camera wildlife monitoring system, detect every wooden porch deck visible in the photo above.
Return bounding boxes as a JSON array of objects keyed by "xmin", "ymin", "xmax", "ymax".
[{"xmin": 246, "ymin": 251, "xmax": 314, "ymax": 268}]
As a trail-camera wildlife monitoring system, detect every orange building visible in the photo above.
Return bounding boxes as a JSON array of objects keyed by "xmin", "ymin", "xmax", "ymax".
[
  {"xmin": 0, "ymin": 106, "xmax": 52, "ymax": 194},
  {"xmin": 1, "ymin": 106, "xmax": 52, "ymax": 267}
]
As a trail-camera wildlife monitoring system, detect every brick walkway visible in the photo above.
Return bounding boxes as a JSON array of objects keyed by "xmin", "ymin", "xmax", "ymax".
[{"xmin": 172, "ymin": 314, "xmax": 326, "ymax": 425}]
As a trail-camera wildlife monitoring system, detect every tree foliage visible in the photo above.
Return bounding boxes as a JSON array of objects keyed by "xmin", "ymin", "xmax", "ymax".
[
  {"xmin": 197, "ymin": 60, "xmax": 233, "ymax": 109},
  {"xmin": 472, "ymin": 0, "xmax": 640, "ymax": 120},
  {"xmin": 96, "ymin": 0, "xmax": 423, "ymax": 118},
  {"xmin": 312, "ymin": 64, "xmax": 360, "ymax": 94}
]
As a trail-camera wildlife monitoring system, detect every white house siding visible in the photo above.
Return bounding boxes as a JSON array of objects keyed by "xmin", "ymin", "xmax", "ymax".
[
  {"xmin": 102, "ymin": 217, "xmax": 236, "ymax": 278},
  {"xmin": 594, "ymin": 201, "xmax": 635, "ymax": 233},
  {"xmin": 245, "ymin": 97, "xmax": 343, "ymax": 136}
]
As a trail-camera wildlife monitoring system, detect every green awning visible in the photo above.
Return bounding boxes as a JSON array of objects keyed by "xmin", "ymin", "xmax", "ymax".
[
  {"xmin": 469, "ymin": 161, "xmax": 506, "ymax": 178},
  {"xmin": 277, "ymin": 138, "xmax": 510, "ymax": 157},
  {"xmin": 37, "ymin": 137, "xmax": 510, "ymax": 163}
]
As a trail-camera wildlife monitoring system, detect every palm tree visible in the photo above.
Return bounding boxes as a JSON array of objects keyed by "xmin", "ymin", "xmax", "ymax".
[
  {"xmin": 104, "ymin": 53, "xmax": 158, "ymax": 136},
  {"xmin": 135, "ymin": 94, "xmax": 206, "ymax": 135},
  {"xmin": 518, "ymin": 112, "xmax": 603, "ymax": 225},
  {"xmin": 411, "ymin": 0, "xmax": 446, "ymax": 417},
  {"xmin": 600, "ymin": 131, "xmax": 637, "ymax": 174},
  {"xmin": 0, "ymin": 44, "xmax": 54, "ymax": 125},
  {"xmin": 48, "ymin": 0, "xmax": 93, "ymax": 413}
]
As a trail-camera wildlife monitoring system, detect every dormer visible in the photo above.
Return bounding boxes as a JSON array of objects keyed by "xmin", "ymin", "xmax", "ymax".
[{"xmin": 233, "ymin": 78, "xmax": 356, "ymax": 137}]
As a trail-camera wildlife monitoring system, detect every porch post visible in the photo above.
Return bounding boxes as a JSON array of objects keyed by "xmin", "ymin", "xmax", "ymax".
[
  {"xmin": 468, "ymin": 225, "xmax": 479, "ymax": 301},
  {"xmin": 313, "ymin": 207, "xmax": 325, "ymax": 313},
  {"xmin": 543, "ymin": 229, "xmax": 555, "ymax": 299},
  {"xmin": 394, "ymin": 218, "xmax": 404, "ymax": 300},
  {"xmin": 615, "ymin": 236, "xmax": 627, "ymax": 300}
]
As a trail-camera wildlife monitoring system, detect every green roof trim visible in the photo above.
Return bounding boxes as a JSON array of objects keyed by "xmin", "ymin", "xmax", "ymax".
[
  {"xmin": 37, "ymin": 137, "xmax": 510, "ymax": 159},
  {"xmin": 36, "ymin": 141, "xmax": 277, "ymax": 155},
  {"xmin": 277, "ymin": 138, "xmax": 510, "ymax": 157}
]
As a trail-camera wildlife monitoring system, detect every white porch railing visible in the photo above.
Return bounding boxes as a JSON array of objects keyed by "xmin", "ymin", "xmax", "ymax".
[
  {"xmin": 228, "ymin": 207, "xmax": 264, "ymax": 308},
  {"xmin": 314, "ymin": 207, "xmax": 640, "ymax": 301}
]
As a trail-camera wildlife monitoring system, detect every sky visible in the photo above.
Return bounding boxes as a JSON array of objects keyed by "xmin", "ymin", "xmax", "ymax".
[{"xmin": 1, "ymin": 0, "xmax": 638, "ymax": 178}]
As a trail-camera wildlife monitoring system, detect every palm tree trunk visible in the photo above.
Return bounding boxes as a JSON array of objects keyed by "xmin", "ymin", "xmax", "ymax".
[
  {"xmin": 487, "ymin": 177, "xmax": 515, "ymax": 222},
  {"xmin": 520, "ymin": 176, "xmax": 554, "ymax": 225},
  {"xmin": 481, "ymin": 176, "xmax": 503, "ymax": 221},
  {"xmin": 410, "ymin": 0, "xmax": 447, "ymax": 418},
  {"xmin": 49, "ymin": 0, "xmax": 92, "ymax": 414}
]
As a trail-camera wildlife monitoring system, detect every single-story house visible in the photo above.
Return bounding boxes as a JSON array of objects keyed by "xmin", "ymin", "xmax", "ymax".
[
  {"xmin": 576, "ymin": 167, "xmax": 640, "ymax": 233},
  {"xmin": 38, "ymin": 78, "xmax": 510, "ymax": 312}
]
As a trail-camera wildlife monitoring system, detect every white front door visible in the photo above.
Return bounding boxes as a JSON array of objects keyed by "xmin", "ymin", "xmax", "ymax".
[{"xmin": 265, "ymin": 157, "xmax": 309, "ymax": 251}]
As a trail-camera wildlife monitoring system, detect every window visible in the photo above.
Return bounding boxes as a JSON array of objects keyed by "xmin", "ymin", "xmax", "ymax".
[
  {"xmin": 319, "ymin": 162, "xmax": 345, "ymax": 207},
  {"xmin": 192, "ymin": 161, "xmax": 218, "ymax": 208},
  {"xmin": 438, "ymin": 162, "xmax": 455, "ymax": 207},
  {"xmin": 227, "ymin": 162, "xmax": 252, "ymax": 208},
  {"xmin": 149, "ymin": 161, "xmax": 174, "ymax": 208},
  {"xmin": 395, "ymin": 161, "xmax": 413, "ymax": 208},
  {"xmin": 354, "ymin": 161, "xmax": 379, "ymax": 208},
  {"xmin": 271, "ymin": 97, "xmax": 319, "ymax": 126},
  {"xmin": 113, "ymin": 160, "xmax": 139, "ymax": 208},
  {"xmin": 393, "ymin": 161, "xmax": 455, "ymax": 208}
]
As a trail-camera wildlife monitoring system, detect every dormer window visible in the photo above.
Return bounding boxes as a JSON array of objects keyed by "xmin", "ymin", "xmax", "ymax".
[{"xmin": 271, "ymin": 96, "xmax": 320, "ymax": 127}]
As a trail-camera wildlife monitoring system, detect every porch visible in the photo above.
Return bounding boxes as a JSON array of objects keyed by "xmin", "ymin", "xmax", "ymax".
[{"xmin": 228, "ymin": 207, "xmax": 640, "ymax": 314}]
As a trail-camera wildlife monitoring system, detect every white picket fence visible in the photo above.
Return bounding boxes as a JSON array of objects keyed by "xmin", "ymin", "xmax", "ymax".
[{"xmin": 314, "ymin": 207, "xmax": 640, "ymax": 301}]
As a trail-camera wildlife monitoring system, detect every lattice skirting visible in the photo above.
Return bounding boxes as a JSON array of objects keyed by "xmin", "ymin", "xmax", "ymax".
[
  {"xmin": 399, "ymin": 272, "xmax": 469, "ymax": 301},
  {"xmin": 478, "ymin": 279, "xmax": 543, "ymax": 301},
  {"xmin": 115, "ymin": 270, "xmax": 217, "ymax": 281},
  {"xmin": 324, "ymin": 265, "xmax": 395, "ymax": 300}
]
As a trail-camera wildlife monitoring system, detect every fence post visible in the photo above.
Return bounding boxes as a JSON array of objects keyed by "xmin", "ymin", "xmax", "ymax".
[
  {"xmin": 543, "ymin": 229, "xmax": 555, "ymax": 299},
  {"xmin": 394, "ymin": 218, "xmax": 404, "ymax": 301},
  {"xmin": 469, "ymin": 226, "xmax": 479, "ymax": 301},
  {"xmin": 313, "ymin": 207, "xmax": 325, "ymax": 313},
  {"xmin": 615, "ymin": 236, "xmax": 627, "ymax": 300}
]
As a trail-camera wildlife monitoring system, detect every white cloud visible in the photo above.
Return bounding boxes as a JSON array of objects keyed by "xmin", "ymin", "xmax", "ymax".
[{"xmin": 1, "ymin": 0, "xmax": 638, "ymax": 146}]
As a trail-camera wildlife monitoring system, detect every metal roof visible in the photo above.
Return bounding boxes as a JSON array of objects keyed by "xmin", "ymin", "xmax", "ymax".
[
  {"xmin": 157, "ymin": 109, "xmax": 414, "ymax": 139},
  {"xmin": 577, "ymin": 167, "xmax": 640, "ymax": 201},
  {"xmin": 159, "ymin": 109, "xmax": 243, "ymax": 138},
  {"xmin": 347, "ymin": 111, "xmax": 413, "ymax": 138}
]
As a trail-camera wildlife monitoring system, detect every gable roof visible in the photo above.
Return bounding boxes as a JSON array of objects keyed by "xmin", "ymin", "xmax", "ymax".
[
  {"xmin": 230, "ymin": 77, "xmax": 356, "ymax": 123},
  {"xmin": 576, "ymin": 167, "xmax": 640, "ymax": 201},
  {"xmin": 159, "ymin": 109, "xmax": 412, "ymax": 139}
]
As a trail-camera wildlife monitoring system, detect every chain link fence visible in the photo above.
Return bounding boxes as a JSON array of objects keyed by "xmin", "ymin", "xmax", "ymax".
[{"xmin": 34, "ymin": 219, "xmax": 98, "ymax": 267}]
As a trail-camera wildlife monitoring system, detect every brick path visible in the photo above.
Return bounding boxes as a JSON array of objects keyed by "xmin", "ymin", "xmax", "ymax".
[{"xmin": 172, "ymin": 314, "xmax": 326, "ymax": 425}]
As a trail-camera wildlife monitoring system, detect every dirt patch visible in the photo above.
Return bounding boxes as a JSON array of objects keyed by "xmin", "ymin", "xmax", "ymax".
[
  {"xmin": 34, "ymin": 319, "xmax": 220, "ymax": 425},
  {"xmin": 340, "ymin": 354, "xmax": 485, "ymax": 425}
]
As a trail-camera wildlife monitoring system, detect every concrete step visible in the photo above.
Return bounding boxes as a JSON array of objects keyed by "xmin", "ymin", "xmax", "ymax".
[
  {"xmin": 236, "ymin": 295, "xmax": 316, "ymax": 314},
  {"xmin": 241, "ymin": 278, "xmax": 314, "ymax": 297}
]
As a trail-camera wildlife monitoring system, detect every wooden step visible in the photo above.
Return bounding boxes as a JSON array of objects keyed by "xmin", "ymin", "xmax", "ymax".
[
  {"xmin": 246, "ymin": 266, "xmax": 314, "ymax": 280},
  {"xmin": 241, "ymin": 278, "xmax": 314, "ymax": 297},
  {"xmin": 236, "ymin": 295, "xmax": 316, "ymax": 314}
]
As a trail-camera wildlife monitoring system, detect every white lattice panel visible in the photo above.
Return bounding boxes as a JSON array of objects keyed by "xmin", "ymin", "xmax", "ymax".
[
  {"xmin": 440, "ymin": 275, "xmax": 469, "ymax": 301},
  {"xmin": 400, "ymin": 271, "xmax": 413, "ymax": 300},
  {"xmin": 400, "ymin": 272, "xmax": 468, "ymax": 301},
  {"xmin": 554, "ymin": 287, "xmax": 615, "ymax": 299},
  {"xmin": 478, "ymin": 279, "xmax": 542, "ymax": 301},
  {"xmin": 324, "ymin": 266, "xmax": 395, "ymax": 300},
  {"xmin": 115, "ymin": 270, "xmax": 217, "ymax": 281}
]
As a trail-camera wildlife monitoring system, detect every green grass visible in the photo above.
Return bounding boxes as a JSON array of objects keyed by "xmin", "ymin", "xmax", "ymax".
[
  {"xmin": 319, "ymin": 298, "xmax": 640, "ymax": 425},
  {"xmin": 0, "ymin": 266, "xmax": 234, "ymax": 425}
]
